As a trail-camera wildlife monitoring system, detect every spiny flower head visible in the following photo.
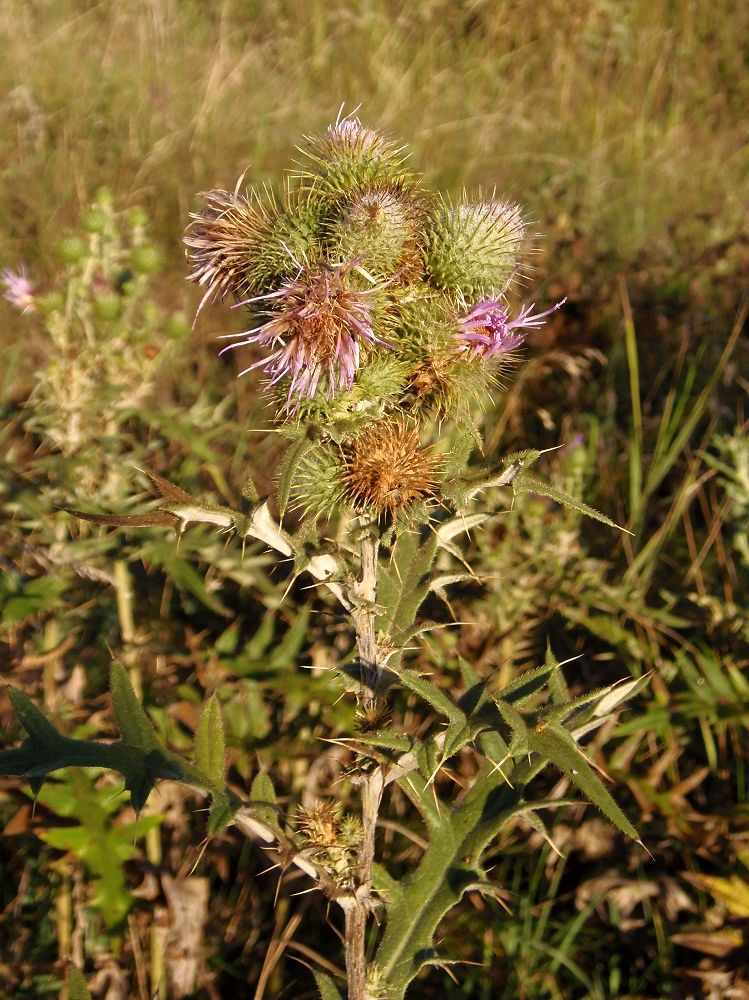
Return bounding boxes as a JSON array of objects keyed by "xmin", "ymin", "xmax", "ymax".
[
  {"xmin": 325, "ymin": 114, "xmax": 382, "ymax": 155},
  {"xmin": 184, "ymin": 189, "xmax": 263, "ymax": 312},
  {"xmin": 299, "ymin": 110, "xmax": 412, "ymax": 196},
  {"xmin": 328, "ymin": 182, "xmax": 426, "ymax": 280},
  {"xmin": 221, "ymin": 260, "xmax": 387, "ymax": 412},
  {"xmin": 341, "ymin": 420, "xmax": 439, "ymax": 519},
  {"xmin": 184, "ymin": 186, "xmax": 322, "ymax": 317},
  {"xmin": 457, "ymin": 296, "xmax": 567, "ymax": 359},
  {"xmin": 296, "ymin": 800, "xmax": 342, "ymax": 847},
  {"xmin": 424, "ymin": 198, "xmax": 528, "ymax": 300},
  {"xmin": 2, "ymin": 265, "xmax": 36, "ymax": 313}
]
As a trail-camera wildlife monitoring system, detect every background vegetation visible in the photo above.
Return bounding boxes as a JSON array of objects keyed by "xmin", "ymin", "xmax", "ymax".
[{"xmin": 1, "ymin": 1, "xmax": 747, "ymax": 997}]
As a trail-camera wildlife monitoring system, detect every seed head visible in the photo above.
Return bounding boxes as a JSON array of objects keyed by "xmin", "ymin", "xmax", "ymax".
[
  {"xmin": 341, "ymin": 420, "xmax": 439, "ymax": 519},
  {"xmin": 221, "ymin": 261, "xmax": 387, "ymax": 411},
  {"xmin": 355, "ymin": 698, "xmax": 392, "ymax": 733},
  {"xmin": 457, "ymin": 297, "xmax": 567, "ymax": 360}
]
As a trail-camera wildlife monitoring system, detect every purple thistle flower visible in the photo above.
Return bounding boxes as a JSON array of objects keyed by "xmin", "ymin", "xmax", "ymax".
[
  {"xmin": 1, "ymin": 265, "xmax": 36, "ymax": 314},
  {"xmin": 456, "ymin": 296, "xmax": 567, "ymax": 360},
  {"xmin": 220, "ymin": 261, "xmax": 387, "ymax": 413}
]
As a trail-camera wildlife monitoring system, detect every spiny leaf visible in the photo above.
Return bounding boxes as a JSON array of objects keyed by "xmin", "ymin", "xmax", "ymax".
[
  {"xmin": 194, "ymin": 694, "xmax": 225, "ymax": 789},
  {"xmin": 8, "ymin": 689, "xmax": 61, "ymax": 749},
  {"xmin": 514, "ymin": 471, "xmax": 632, "ymax": 533},
  {"xmin": 110, "ymin": 663, "xmax": 159, "ymax": 754},
  {"xmin": 390, "ymin": 667, "xmax": 466, "ymax": 728},
  {"xmin": 207, "ymin": 791, "xmax": 237, "ymax": 835},
  {"xmin": 142, "ymin": 470, "xmax": 193, "ymax": 504},
  {"xmin": 276, "ymin": 433, "xmax": 315, "ymax": 516},
  {"xmin": 248, "ymin": 772, "xmax": 282, "ymax": 834},
  {"xmin": 65, "ymin": 508, "xmax": 179, "ymax": 529},
  {"xmin": 350, "ymin": 732, "xmax": 414, "ymax": 754},
  {"xmin": 528, "ymin": 720, "xmax": 639, "ymax": 840},
  {"xmin": 377, "ymin": 527, "xmax": 439, "ymax": 643},
  {"xmin": 494, "ymin": 658, "xmax": 559, "ymax": 706},
  {"xmin": 250, "ymin": 772, "xmax": 277, "ymax": 806}
]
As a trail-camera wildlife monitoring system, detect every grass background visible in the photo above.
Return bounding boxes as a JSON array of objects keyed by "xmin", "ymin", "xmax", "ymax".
[{"xmin": 1, "ymin": 1, "xmax": 748, "ymax": 998}]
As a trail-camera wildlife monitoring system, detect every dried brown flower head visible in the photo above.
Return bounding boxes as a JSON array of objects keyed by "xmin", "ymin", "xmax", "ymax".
[
  {"xmin": 355, "ymin": 698, "xmax": 392, "ymax": 733},
  {"xmin": 341, "ymin": 420, "xmax": 439, "ymax": 519}
]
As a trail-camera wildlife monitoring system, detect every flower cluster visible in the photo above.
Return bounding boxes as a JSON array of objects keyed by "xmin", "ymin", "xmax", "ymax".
[{"xmin": 184, "ymin": 113, "xmax": 564, "ymax": 521}]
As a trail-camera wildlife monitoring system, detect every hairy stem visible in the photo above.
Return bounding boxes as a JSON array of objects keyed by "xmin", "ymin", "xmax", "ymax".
[
  {"xmin": 343, "ymin": 525, "xmax": 385, "ymax": 999},
  {"xmin": 352, "ymin": 524, "xmax": 380, "ymax": 711}
]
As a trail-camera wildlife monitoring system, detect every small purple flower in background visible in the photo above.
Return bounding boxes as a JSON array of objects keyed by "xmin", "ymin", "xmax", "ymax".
[
  {"xmin": 220, "ymin": 261, "xmax": 387, "ymax": 412},
  {"xmin": 1, "ymin": 265, "xmax": 36, "ymax": 314},
  {"xmin": 457, "ymin": 296, "xmax": 567, "ymax": 360}
]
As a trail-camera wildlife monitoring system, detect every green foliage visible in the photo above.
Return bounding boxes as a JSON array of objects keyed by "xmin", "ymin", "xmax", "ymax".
[
  {"xmin": 370, "ymin": 658, "xmax": 643, "ymax": 997},
  {"xmin": 38, "ymin": 770, "xmax": 162, "ymax": 929},
  {"xmin": 0, "ymin": 573, "xmax": 67, "ymax": 627},
  {"xmin": 314, "ymin": 969, "xmax": 346, "ymax": 1000},
  {"xmin": 0, "ymin": 668, "xmax": 239, "ymax": 825},
  {"xmin": 66, "ymin": 966, "xmax": 91, "ymax": 1000}
]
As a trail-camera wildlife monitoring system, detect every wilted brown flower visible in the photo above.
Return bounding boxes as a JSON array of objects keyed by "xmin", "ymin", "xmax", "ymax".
[{"xmin": 341, "ymin": 420, "xmax": 439, "ymax": 519}]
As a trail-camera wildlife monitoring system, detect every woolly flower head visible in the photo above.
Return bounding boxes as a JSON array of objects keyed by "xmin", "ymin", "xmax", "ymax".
[
  {"xmin": 221, "ymin": 260, "xmax": 387, "ymax": 412},
  {"xmin": 457, "ymin": 296, "xmax": 567, "ymax": 360},
  {"xmin": 2, "ymin": 266, "xmax": 36, "ymax": 314}
]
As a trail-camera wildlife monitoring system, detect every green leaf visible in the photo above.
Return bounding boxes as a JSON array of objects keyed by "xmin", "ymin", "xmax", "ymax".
[
  {"xmin": 207, "ymin": 791, "xmax": 237, "ymax": 835},
  {"xmin": 494, "ymin": 658, "xmax": 560, "ymax": 707},
  {"xmin": 250, "ymin": 772, "xmax": 277, "ymax": 806},
  {"xmin": 378, "ymin": 761, "xmax": 538, "ymax": 993},
  {"xmin": 67, "ymin": 965, "xmax": 92, "ymax": 1000},
  {"xmin": 110, "ymin": 663, "xmax": 159, "ymax": 753},
  {"xmin": 377, "ymin": 528, "xmax": 439, "ymax": 644},
  {"xmin": 390, "ymin": 668, "xmax": 466, "ymax": 729},
  {"xmin": 313, "ymin": 970, "xmax": 346, "ymax": 1000},
  {"xmin": 8, "ymin": 689, "xmax": 61, "ymax": 749},
  {"xmin": 276, "ymin": 433, "xmax": 315, "ymax": 516},
  {"xmin": 194, "ymin": 695, "xmax": 225, "ymax": 789},
  {"xmin": 514, "ymin": 471, "xmax": 631, "ymax": 533},
  {"xmin": 247, "ymin": 772, "xmax": 281, "ymax": 834},
  {"xmin": 529, "ymin": 720, "xmax": 639, "ymax": 840}
]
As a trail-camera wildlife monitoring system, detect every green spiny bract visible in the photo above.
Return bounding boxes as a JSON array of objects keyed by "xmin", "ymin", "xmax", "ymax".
[
  {"xmin": 423, "ymin": 196, "xmax": 528, "ymax": 300},
  {"xmin": 324, "ymin": 182, "xmax": 428, "ymax": 281},
  {"xmin": 297, "ymin": 115, "xmax": 415, "ymax": 197}
]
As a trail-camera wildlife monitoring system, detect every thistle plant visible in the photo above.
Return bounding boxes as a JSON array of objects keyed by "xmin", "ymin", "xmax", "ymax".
[{"xmin": 1, "ymin": 113, "xmax": 647, "ymax": 999}]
